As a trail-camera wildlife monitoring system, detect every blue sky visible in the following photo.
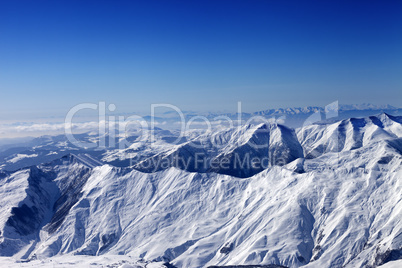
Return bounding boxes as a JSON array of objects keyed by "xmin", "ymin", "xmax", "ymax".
[{"xmin": 0, "ymin": 0, "xmax": 401, "ymax": 119}]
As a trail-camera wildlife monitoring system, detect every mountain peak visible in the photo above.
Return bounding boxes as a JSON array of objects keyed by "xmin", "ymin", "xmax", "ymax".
[{"xmin": 372, "ymin": 112, "xmax": 402, "ymax": 125}]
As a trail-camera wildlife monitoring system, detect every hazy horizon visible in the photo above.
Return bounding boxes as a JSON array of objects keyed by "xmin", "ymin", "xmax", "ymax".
[{"xmin": 1, "ymin": 1, "xmax": 401, "ymax": 122}]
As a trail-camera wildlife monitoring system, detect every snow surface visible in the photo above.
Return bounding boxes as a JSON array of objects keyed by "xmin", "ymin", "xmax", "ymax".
[
  {"xmin": 7, "ymin": 154, "xmax": 38, "ymax": 164},
  {"xmin": 0, "ymin": 255, "xmax": 166, "ymax": 268},
  {"xmin": 0, "ymin": 113, "xmax": 401, "ymax": 267},
  {"xmin": 379, "ymin": 259, "xmax": 402, "ymax": 268},
  {"xmin": 134, "ymin": 123, "xmax": 303, "ymax": 177}
]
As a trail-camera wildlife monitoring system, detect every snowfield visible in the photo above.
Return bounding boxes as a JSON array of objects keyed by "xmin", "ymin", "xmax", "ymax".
[
  {"xmin": 7, "ymin": 153, "xmax": 39, "ymax": 164},
  {"xmin": 0, "ymin": 113, "xmax": 401, "ymax": 267},
  {"xmin": 0, "ymin": 255, "xmax": 167, "ymax": 268}
]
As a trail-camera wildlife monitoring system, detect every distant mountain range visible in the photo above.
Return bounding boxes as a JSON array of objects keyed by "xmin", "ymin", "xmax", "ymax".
[
  {"xmin": 152, "ymin": 103, "xmax": 402, "ymax": 128},
  {"xmin": 0, "ymin": 112, "xmax": 401, "ymax": 267}
]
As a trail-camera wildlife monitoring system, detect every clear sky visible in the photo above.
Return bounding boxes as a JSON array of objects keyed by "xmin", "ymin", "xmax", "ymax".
[{"xmin": 0, "ymin": 0, "xmax": 401, "ymax": 119}]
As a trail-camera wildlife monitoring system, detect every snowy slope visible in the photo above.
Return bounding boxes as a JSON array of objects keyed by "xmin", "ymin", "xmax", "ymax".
[
  {"xmin": 0, "ymin": 127, "xmax": 181, "ymax": 172},
  {"xmin": 0, "ymin": 255, "xmax": 168, "ymax": 268},
  {"xmin": 135, "ymin": 123, "xmax": 303, "ymax": 177},
  {"xmin": 297, "ymin": 113, "xmax": 402, "ymax": 158},
  {"xmin": 0, "ymin": 114, "xmax": 401, "ymax": 267},
  {"xmin": 0, "ymin": 143, "xmax": 400, "ymax": 267},
  {"xmin": 0, "ymin": 154, "xmax": 93, "ymax": 258}
]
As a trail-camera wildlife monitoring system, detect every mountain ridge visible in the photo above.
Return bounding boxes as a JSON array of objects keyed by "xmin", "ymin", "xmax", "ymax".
[{"xmin": 0, "ymin": 113, "xmax": 401, "ymax": 267}]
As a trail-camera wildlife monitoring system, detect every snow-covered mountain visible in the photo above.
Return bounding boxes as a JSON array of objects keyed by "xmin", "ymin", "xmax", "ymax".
[
  {"xmin": 0, "ymin": 113, "xmax": 401, "ymax": 268},
  {"xmin": 252, "ymin": 104, "xmax": 402, "ymax": 128},
  {"xmin": 135, "ymin": 123, "xmax": 303, "ymax": 177},
  {"xmin": 123, "ymin": 103, "xmax": 402, "ymax": 129},
  {"xmin": 0, "ymin": 127, "xmax": 183, "ymax": 172},
  {"xmin": 298, "ymin": 113, "xmax": 402, "ymax": 158}
]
